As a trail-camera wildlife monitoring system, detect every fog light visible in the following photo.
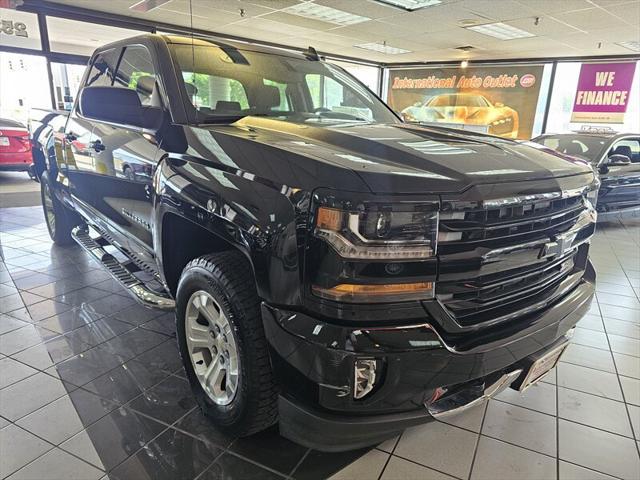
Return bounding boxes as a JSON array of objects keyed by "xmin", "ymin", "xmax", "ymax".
[{"xmin": 354, "ymin": 359, "xmax": 377, "ymax": 399}]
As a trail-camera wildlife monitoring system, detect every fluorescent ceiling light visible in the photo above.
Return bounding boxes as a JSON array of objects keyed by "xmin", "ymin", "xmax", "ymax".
[
  {"xmin": 355, "ymin": 42, "xmax": 411, "ymax": 54},
  {"xmin": 283, "ymin": 2, "xmax": 370, "ymax": 26},
  {"xmin": 130, "ymin": 0, "xmax": 171, "ymax": 12},
  {"xmin": 616, "ymin": 41, "xmax": 640, "ymax": 52},
  {"xmin": 374, "ymin": 0, "xmax": 442, "ymax": 11},
  {"xmin": 467, "ymin": 22, "xmax": 535, "ymax": 40}
]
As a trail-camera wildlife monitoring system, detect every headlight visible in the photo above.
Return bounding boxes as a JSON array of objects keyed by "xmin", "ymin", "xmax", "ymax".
[
  {"xmin": 586, "ymin": 184, "xmax": 599, "ymax": 209},
  {"xmin": 314, "ymin": 203, "xmax": 438, "ymax": 260},
  {"xmin": 309, "ymin": 195, "xmax": 438, "ymax": 303}
]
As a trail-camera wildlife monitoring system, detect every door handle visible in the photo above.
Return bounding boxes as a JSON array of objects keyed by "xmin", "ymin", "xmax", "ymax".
[{"xmin": 90, "ymin": 140, "xmax": 105, "ymax": 152}]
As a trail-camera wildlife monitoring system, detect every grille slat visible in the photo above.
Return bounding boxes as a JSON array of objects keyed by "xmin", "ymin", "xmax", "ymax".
[{"xmin": 438, "ymin": 193, "xmax": 589, "ymax": 327}]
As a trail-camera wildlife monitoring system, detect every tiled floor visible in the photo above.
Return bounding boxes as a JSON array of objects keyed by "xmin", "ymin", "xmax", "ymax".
[{"xmin": 0, "ymin": 205, "xmax": 639, "ymax": 480}]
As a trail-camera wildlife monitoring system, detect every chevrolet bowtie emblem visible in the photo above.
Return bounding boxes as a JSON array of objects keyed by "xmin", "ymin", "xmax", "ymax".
[{"xmin": 540, "ymin": 238, "xmax": 565, "ymax": 259}]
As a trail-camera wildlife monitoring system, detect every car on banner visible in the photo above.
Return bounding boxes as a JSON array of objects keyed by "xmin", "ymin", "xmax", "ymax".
[
  {"xmin": 532, "ymin": 130, "xmax": 640, "ymax": 217},
  {"xmin": 400, "ymin": 93, "xmax": 520, "ymax": 138}
]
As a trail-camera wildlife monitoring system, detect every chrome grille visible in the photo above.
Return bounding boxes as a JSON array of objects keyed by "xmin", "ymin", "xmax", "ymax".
[
  {"xmin": 438, "ymin": 194, "xmax": 584, "ymax": 248},
  {"xmin": 437, "ymin": 192, "xmax": 591, "ymax": 327}
]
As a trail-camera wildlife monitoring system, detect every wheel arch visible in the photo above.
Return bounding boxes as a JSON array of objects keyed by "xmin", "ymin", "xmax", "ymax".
[{"xmin": 160, "ymin": 212, "xmax": 241, "ymax": 297}]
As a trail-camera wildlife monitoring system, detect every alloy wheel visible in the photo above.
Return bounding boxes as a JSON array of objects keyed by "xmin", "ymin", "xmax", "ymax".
[{"xmin": 185, "ymin": 290, "xmax": 240, "ymax": 405}]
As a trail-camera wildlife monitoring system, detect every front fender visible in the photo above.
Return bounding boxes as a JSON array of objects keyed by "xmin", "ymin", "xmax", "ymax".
[{"xmin": 154, "ymin": 155, "xmax": 308, "ymax": 306}]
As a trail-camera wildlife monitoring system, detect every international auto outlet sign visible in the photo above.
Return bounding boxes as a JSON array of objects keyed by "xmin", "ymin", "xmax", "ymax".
[{"xmin": 571, "ymin": 62, "xmax": 636, "ymax": 124}]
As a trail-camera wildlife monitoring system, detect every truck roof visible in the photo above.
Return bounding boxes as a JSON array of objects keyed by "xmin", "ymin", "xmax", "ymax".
[{"xmin": 95, "ymin": 33, "xmax": 313, "ymax": 62}]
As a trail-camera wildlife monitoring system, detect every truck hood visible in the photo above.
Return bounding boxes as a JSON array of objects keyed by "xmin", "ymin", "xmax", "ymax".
[{"xmin": 201, "ymin": 118, "xmax": 593, "ymax": 194}]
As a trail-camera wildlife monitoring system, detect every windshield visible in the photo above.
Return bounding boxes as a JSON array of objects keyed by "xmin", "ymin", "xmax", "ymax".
[
  {"xmin": 428, "ymin": 94, "xmax": 490, "ymax": 108},
  {"xmin": 534, "ymin": 135, "xmax": 608, "ymax": 162},
  {"xmin": 169, "ymin": 42, "xmax": 398, "ymax": 125}
]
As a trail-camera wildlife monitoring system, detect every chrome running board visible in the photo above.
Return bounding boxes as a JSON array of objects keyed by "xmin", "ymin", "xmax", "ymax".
[
  {"xmin": 427, "ymin": 369, "xmax": 523, "ymax": 419},
  {"xmin": 71, "ymin": 226, "xmax": 175, "ymax": 310}
]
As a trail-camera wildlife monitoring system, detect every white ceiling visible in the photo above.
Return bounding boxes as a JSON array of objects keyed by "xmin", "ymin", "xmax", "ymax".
[{"xmin": 42, "ymin": 0, "xmax": 640, "ymax": 63}]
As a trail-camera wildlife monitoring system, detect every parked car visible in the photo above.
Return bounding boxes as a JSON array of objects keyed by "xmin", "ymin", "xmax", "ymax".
[
  {"xmin": 37, "ymin": 34, "xmax": 598, "ymax": 452},
  {"xmin": 0, "ymin": 117, "xmax": 32, "ymax": 173},
  {"xmin": 532, "ymin": 131, "xmax": 640, "ymax": 216},
  {"xmin": 400, "ymin": 93, "xmax": 519, "ymax": 138}
]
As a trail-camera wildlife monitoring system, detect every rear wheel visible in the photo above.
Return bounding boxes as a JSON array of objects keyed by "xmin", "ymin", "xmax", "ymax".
[
  {"xmin": 40, "ymin": 171, "xmax": 79, "ymax": 245},
  {"xmin": 176, "ymin": 251, "xmax": 278, "ymax": 436}
]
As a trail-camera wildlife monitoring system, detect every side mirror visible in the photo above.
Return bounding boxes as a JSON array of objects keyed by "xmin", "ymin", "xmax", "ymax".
[
  {"xmin": 79, "ymin": 86, "xmax": 163, "ymax": 130},
  {"xmin": 607, "ymin": 154, "xmax": 631, "ymax": 166}
]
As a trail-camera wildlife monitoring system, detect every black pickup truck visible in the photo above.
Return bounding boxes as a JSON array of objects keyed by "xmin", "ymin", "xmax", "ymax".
[{"xmin": 36, "ymin": 34, "xmax": 598, "ymax": 451}]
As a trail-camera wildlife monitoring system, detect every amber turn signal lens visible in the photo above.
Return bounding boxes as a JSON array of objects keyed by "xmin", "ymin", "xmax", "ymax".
[
  {"xmin": 312, "ymin": 282, "xmax": 434, "ymax": 303},
  {"xmin": 316, "ymin": 207, "xmax": 343, "ymax": 231}
]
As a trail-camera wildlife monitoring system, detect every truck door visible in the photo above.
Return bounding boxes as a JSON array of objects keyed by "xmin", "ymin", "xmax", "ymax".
[
  {"xmin": 63, "ymin": 47, "xmax": 121, "ymax": 219},
  {"xmin": 87, "ymin": 44, "xmax": 160, "ymax": 269}
]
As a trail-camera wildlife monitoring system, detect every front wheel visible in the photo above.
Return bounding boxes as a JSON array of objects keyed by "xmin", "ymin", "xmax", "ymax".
[
  {"xmin": 40, "ymin": 171, "xmax": 79, "ymax": 246},
  {"xmin": 176, "ymin": 251, "xmax": 278, "ymax": 436}
]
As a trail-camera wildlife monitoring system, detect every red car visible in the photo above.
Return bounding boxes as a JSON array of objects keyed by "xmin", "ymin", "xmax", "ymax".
[{"xmin": 0, "ymin": 117, "xmax": 31, "ymax": 173}]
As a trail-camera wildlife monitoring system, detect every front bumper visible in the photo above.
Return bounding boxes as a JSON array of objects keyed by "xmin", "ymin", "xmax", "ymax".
[{"xmin": 263, "ymin": 261, "xmax": 595, "ymax": 451}]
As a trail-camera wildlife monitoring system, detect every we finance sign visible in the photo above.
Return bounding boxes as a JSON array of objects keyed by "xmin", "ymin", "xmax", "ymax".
[{"xmin": 571, "ymin": 62, "xmax": 636, "ymax": 124}]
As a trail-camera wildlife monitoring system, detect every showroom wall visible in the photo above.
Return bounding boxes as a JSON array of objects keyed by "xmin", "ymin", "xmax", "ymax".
[{"xmin": 0, "ymin": 5, "xmax": 638, "ymax": 137}]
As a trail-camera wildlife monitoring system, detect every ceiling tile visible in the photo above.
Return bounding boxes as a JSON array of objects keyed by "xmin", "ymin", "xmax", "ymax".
[
  {"xmin": 458, "ymin": 0, "xmax": 538, "ymax": 21},
  {"xmin": 191, "ymin": 0, "xmax": 273, "ymax": 17},
  {"xmin": 315, "ymin": 0, "xmax": 400, "ymax": 20},
  {"xmin": 515, "ymin": 0, "xmax": 593, "ymax": 14},
  {"xmin": 244, "ymin": 0, "xmax": 302, "ymax": 9},
  {"xmin": 260, "ymin": 11, "xmax": 341, "ymax": 30},
  {"xmin": 604, "ymin": 2, "xmax": 640, "ymax": 26},
  {"xmin": 505, "ymin": 16, "xmax": 583, "ymax": 35},
  {"xmin": 552, "ymin": 7, "xmax": 628, "ymax": 30}
]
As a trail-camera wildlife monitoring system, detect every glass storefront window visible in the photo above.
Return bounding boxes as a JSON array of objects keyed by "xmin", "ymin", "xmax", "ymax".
[
  {"xmin": 0, "ymin": 7, "xmax": 41, "ymax": 50},
  {"xmin": 51, "ymin": 62, "xmax": 86, "ymax": 110},
  {"xmin": 329, "ymin": 60, "xmax": 380, "ymax": 95},
  {"xmin": 545, "ymin": 61, "xmax": 640, "ymax": 134},
  {"xmin": 0, "ymin": 52, "xmax": 51, "ymax": 124},
  {"xmin": 47, "ymin": 17, "xmax": 147, "ymax": 56}
]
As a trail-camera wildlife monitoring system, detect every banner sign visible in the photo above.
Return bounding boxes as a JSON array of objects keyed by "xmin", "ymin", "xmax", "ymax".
[
  {"xmin": 386, "ymin": 65, "xmax": 544, "ymax": 139},
  {"xmin": 571, "ymin": 62, "xmax": 636, "ymax": 124}
]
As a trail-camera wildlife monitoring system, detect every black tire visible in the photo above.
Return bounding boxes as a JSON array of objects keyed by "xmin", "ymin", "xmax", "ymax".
[
  {"xmin": 40, "ymin": 171, "xmax": 80, "ymax": 246},
  {"xmin": 176, "ymin": 251, "xmax": 278, "ymax": 436}
]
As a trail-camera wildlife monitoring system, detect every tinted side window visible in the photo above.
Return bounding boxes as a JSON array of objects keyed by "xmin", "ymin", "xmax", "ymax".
[
  {"xmin": 115, "ymin": 45, "xmax": 157, "ymax": 104},
  {"xmin": 86, "ymin": 48, "xmax": 120, "ymax": 87},
  {"xmin": 609, "ymin": 138, "xmax": 640, "ymax": 163}
]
